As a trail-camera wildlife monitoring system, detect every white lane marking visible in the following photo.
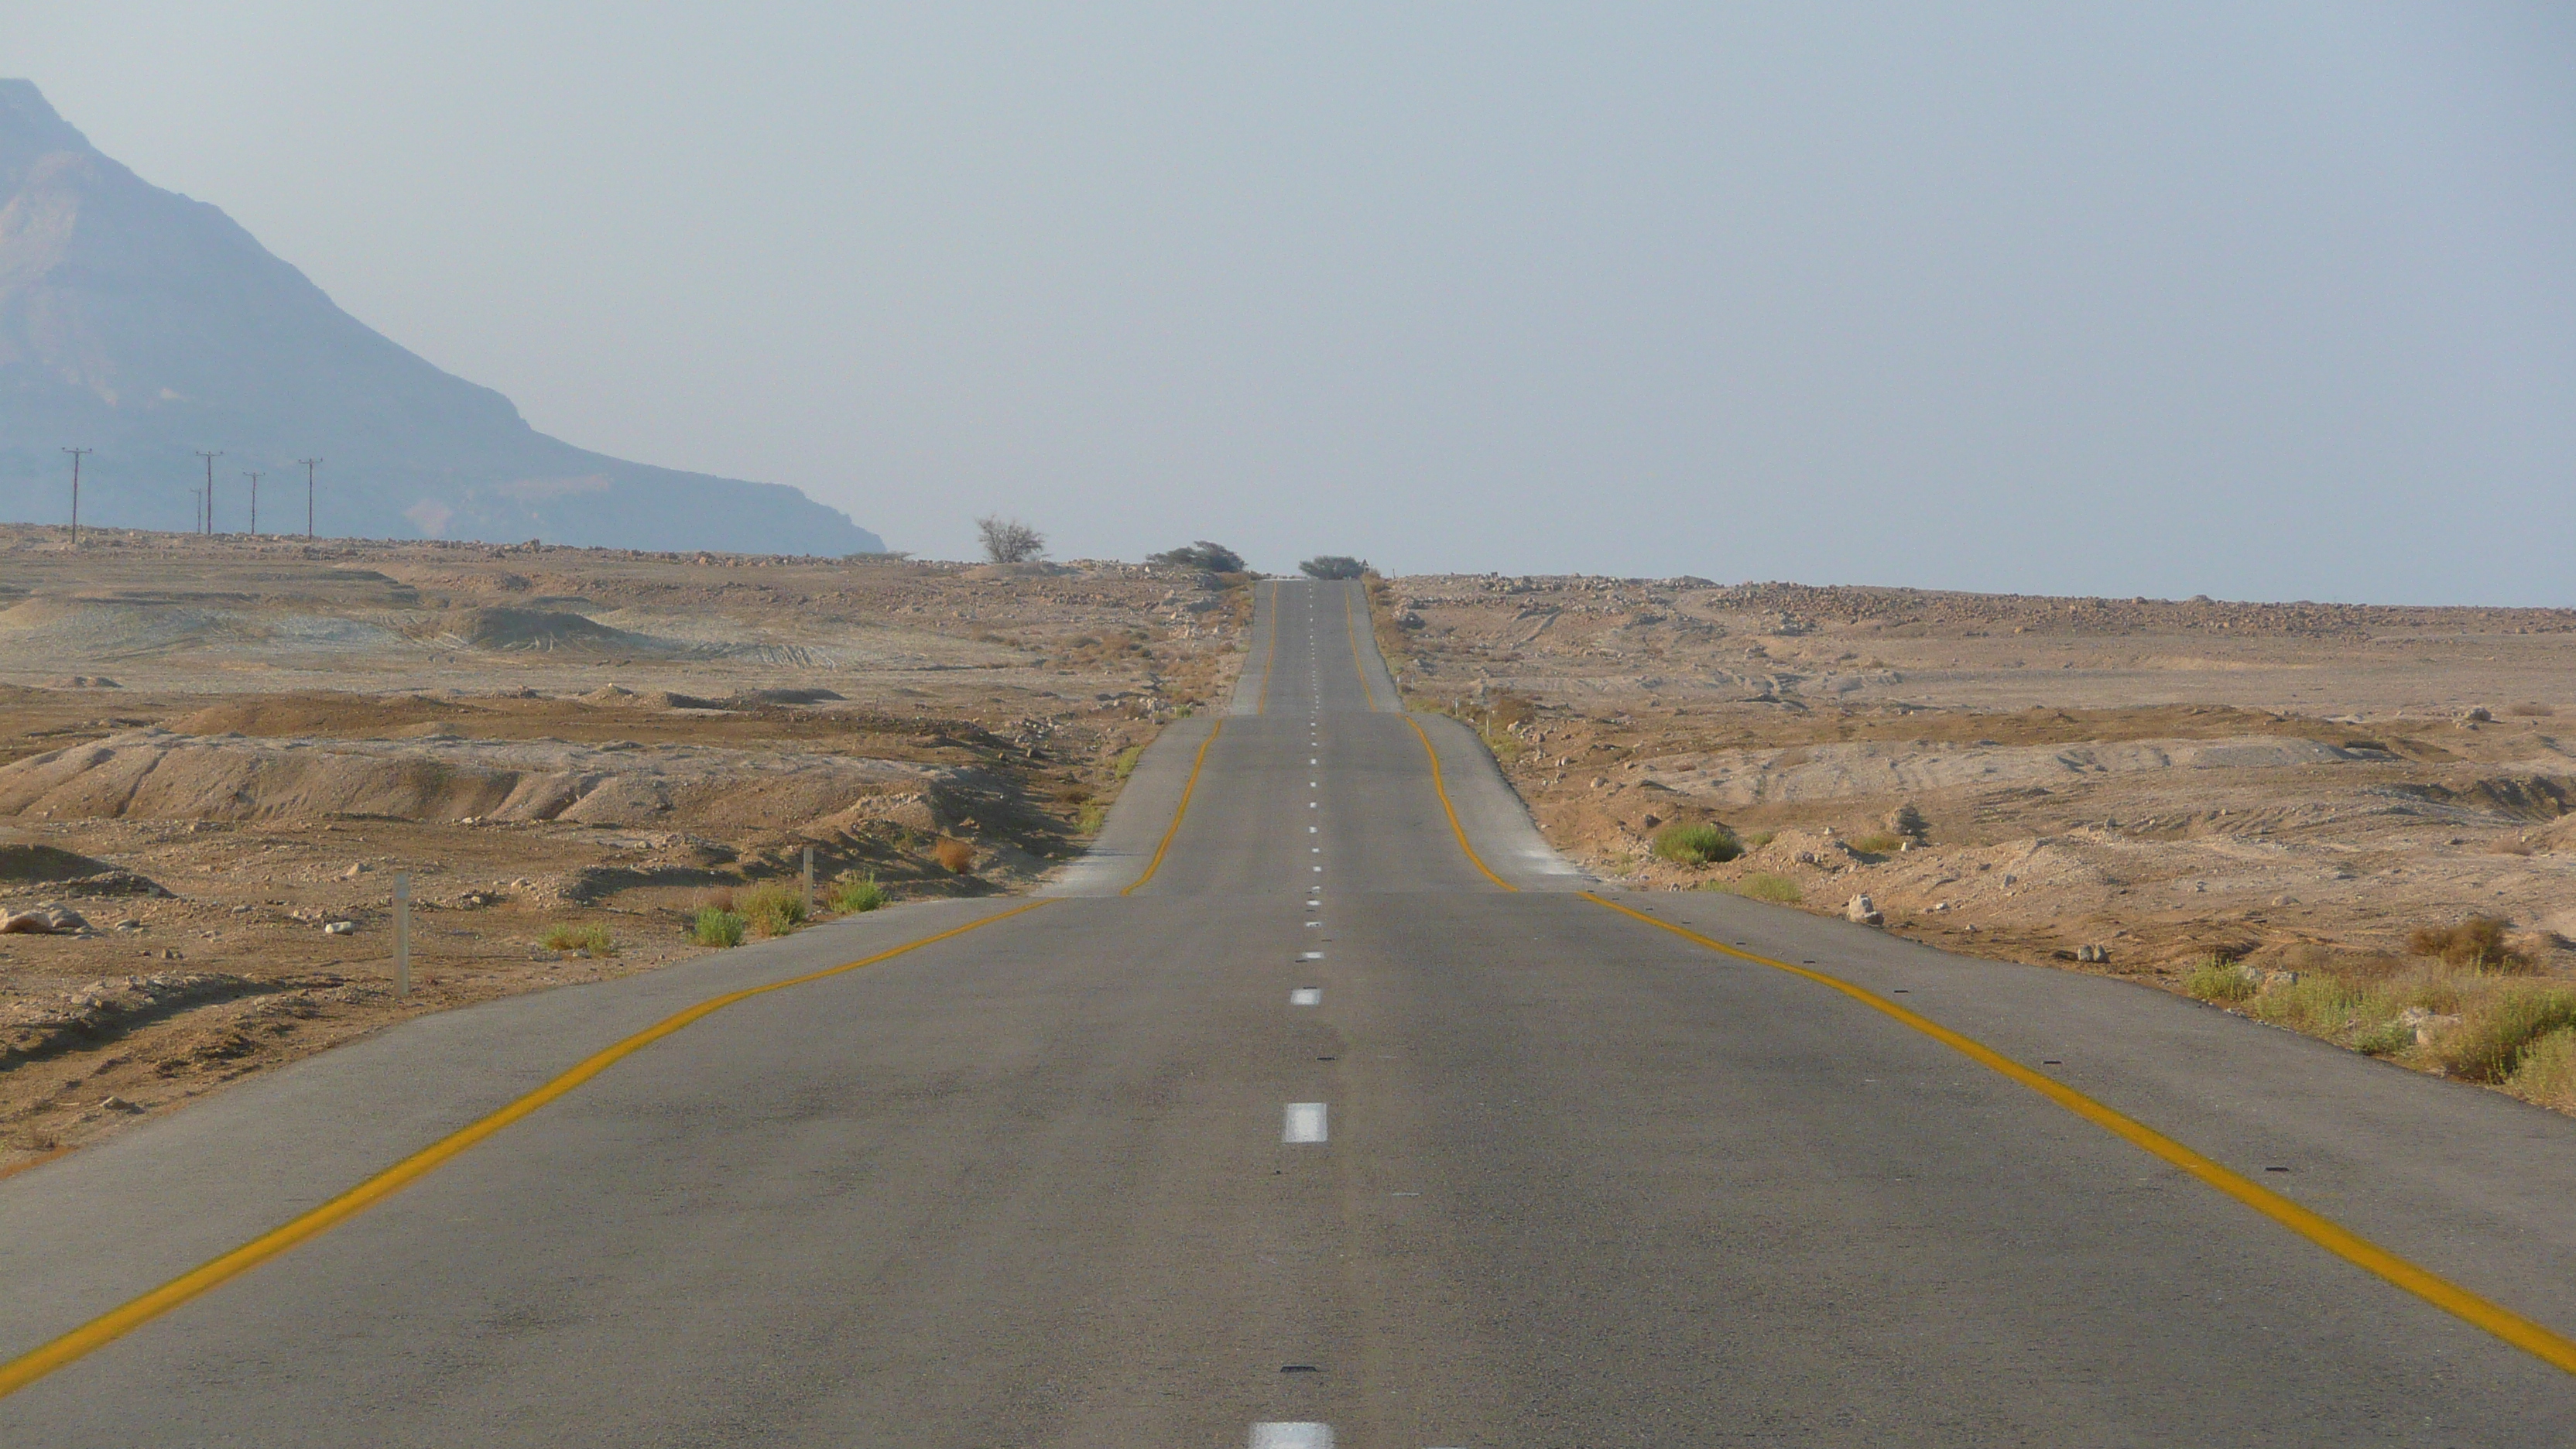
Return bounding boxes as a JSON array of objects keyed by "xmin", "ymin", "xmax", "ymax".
[
  {"xmin": 1300, "ymin": 950, "xmax": 1324, "ymax": 960},
  {"xmin": 1313, "ymin": 865, "xmax": 1324, "ymax": 872},
  {"xmin": 1283, "ymin": 1103, "xmax": 1327, "ymax": 1142},
  {"xmin": 1311, "ymin": 847, "xmax": 1321, "ymax": 852},
  {"xmin": 1309, "ymin": 802, "xmax": 1318, "ymax": 809},
  {"xmin": 1310, "ymin": 758, "xmax": 1318, "ymax": 765},
  {"xmin": 1304, "ymin": 920, "xmax": 1321, "ymax": 927},
  {"xmin": 1309, "ymin": 826, "xmax": 1318, "ymax": 833},
  {"xmin": 1251, "ymin": 1425, "xmax": 1333, "ymax": 1449},
  {"xmin": 1290, "ymin": 988, "xmax": 1321, "ymax": 1005}
]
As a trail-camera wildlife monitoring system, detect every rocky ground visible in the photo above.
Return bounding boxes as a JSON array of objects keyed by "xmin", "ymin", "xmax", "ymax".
[
  {"xmin": 0, "ymin": 526, "xmax": 1249, "ymax": 1170},
  {"xmin": 1370, "ymin": 574, "xmax": 2576, "ymax": 1108}
]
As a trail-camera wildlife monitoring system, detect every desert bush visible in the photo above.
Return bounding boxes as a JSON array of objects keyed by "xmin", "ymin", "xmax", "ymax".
[
  {"xmin": 1653, "ymin": 823, "xmax": 1742, "ymax": 866},
  {"xmin": 828, "ymin": 872, "xmax": 886, "ymax": 913},
  {"xmin": 540, "ymin": 923, "xmax": 615, "ymax": 955},
  {"xmin": 1735, "ymin": 872, "xmax": 1802, "ymax": 904},
  {"xmin": 741, "ymin": 881, "xmax": 807, "ymax": 937},
  {"xmin": 2352, "ymin": 1016, "xmax": 2417, "ymax": 1057},
  {"xmin": 2184, "ymin": 955, "xmax": 2257, "ymax": 1003},
  {"xmin": 2503, "ymin": 702, "xmax": 2555, "ymax": 718},
  {"xmin": 1847, "ymin": 831, "xmax": 1905, "ymax": 855},
  {"xmin": 1077, "ymin": 801, "xmax": 1107, "ymax": 833},
  {"xmin": 933, "ymin": 838, "xmax": 976, "ymax": 874},
  {"xmin": 1113, "ymin": 744, "xmax": 1146, "ymax": 779},
  {"xmin": 1149, "ymin": 540, "xmax": 1245, "ymax": 573},
  {"xmin": 2433, "ymin": 985, "xmax": 2576, "ymax": 1082},
  {"xmin": 2407, "ymin": 916, "xmax": 2535, "ymax": 972},
  {"xmin": 2507, "ymin": 1028, "xmax": 2576, "ymax": 1108},
  {"xmin": 2249, "ymin": 975, "xmax": 2362, "ymax": 1035},
  {"xmin": 1300, "ymin": 555, "xmax": 1369, "ymax": 580},
  {"xmin": 1742, "ymin": 830, "xmax": 1777, "ymax": 851},
  {"xmin": 975, "ymin": 515, "xmax": 1045, "ymax": 564},
  {"xmin": 692, "ymin": 907, "xmax": 746, "ymax": 948}
]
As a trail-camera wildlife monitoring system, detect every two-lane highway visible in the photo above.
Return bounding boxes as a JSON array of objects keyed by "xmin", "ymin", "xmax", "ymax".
[{"xmin": 4, "ymin": 577, "xmax": 2574, "ymax": 1444}]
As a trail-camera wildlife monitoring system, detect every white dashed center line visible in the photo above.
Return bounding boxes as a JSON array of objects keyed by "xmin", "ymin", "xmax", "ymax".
[
  {"xmin": 1251, "ymin": 1425, "xmax": 1332, "ymax": 1449},
  {"xmin": 1290, "ymin": 987, "xmax": 1321, "ymax": 1005},
  {"xmin": 1283, "ymin": 1103, "xmax": 1327, "ymax": 1142}
]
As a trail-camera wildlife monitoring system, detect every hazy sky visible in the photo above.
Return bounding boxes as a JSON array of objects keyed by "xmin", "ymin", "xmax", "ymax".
[{"xmin": 9, "ymin": 3, "xmax": 2572, "ymax": 601}]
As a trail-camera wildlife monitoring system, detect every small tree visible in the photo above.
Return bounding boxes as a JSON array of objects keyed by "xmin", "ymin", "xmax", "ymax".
[
  {"xmin": 1148, "ymin": 540, "xmax": 1245, "ymax": 574},
  {"xmin": 976, "ymin": 515, "xmax": 1046, "ymax": 564},
  {"xmin": 1300, "ymin": 555, "xmax": 1368, "ymax": 580}
]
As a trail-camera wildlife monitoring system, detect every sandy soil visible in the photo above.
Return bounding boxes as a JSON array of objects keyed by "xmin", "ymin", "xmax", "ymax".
[
  {"xmin": 0, "ymin": 526, "xmax": 1248, "ymax": 1170},
  {"xmin": 1371, "ymin": 574, "xmax": 2576, "ymax": 1098}
]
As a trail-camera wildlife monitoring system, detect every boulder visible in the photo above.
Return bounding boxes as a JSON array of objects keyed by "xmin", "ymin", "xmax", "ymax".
[{"xmin": 1845, "ymin": 895, "xmax": 1884, "ymax": 927}]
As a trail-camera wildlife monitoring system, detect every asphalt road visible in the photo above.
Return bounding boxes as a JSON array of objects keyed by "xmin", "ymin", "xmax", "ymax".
[{"xmin": 3, "ymin": 577, "xmax": 2573, "ymax": 1445}]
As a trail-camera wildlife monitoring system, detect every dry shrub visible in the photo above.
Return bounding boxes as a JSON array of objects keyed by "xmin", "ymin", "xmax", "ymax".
[
  {"xmin": 698, "ymin": 886, "xmax": 738, "ymax": 913},
  {"xmin": 2502, "ymin": 701, "xmax": 2555, "ymax": 717},
  {"xmin": 2435, "ymin": 985, "xmax": 2576, "ymax": 1082},
  {"xmin": 1734, "ymin": 872, "xmax": 1802, "ymax": 904},
  {"xmin": 740, "ymin": 881, "xmax": 807, "ymax": 937},
  {"xmin": 540, "ymin": 923, "xmax": 615, "ymax": 954},
  {"xmin": 2507, "ymin": 1029, "xmax": 2576, "ymax": 1109},
  {"xmin": 2407, "ymin": 916, "xmax": 2536, "ymax": 973},
  {"xmin": 2184, "ymin": 955, "xmax": 2257, "ymax": 1003},
  {"xmin": 1847, "ymin": 831, "xmax": 1905, "ymax": 855},
  {"xmin": 933, "ymin": 838, "xmax": 976, "ymax": 874}
]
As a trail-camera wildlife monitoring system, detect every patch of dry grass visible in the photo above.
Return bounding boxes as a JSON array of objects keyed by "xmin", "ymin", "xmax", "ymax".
[
  {"xmin": 2407, "ymin": 915, "xmax": 2537, "ymax": 972},
  {"xmin": 933, "ymin": 838, "xmax": 976, "ymax": 874},
  {"xmin": 540, "ymin": 923, "xmax": 615, "ymax": 954},
  {"xmin": 739, "ymin": 881, "xmax": 808, "ymax": 937}
]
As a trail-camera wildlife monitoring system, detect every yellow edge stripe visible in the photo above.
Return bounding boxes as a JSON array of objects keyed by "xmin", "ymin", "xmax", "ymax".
[
  {"xmin": 1403, "ymin": 714, "xmax": 1516, "ymax": 893},
  {"xmin": 1122, "ymin": 719, "xmax": 1221, "ymax": 896},
  {"xmin": 0, "ymin": 898, "xmax": 1054, "ymax": 1400},
  {"xmin": 1256, "ymin": 581, "xmax": 1277, "ymax": 716},
  {"xmin": 1341, "ymin": 583, "xmax": 1376, "ymax": 712},
  {"xmin": 1579, "ymin": 889, "xmax": 2576, "ymax": 1377}
]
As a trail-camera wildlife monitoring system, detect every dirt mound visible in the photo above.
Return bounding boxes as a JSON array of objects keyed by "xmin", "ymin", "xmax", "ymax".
[
  {"xmin": 170, "ymin": 694, "xmax": 464, "ymax": 738},
  {"xmin": 0, "ymin": 729, "xmax": 941, "ymax": 832},
  {"xmin": 448, "ymin": 607, "xmax": 648, "ymax": 653},
  {"xmin": 0, "ymin": 843, "xmax": 165, "ymax": 896}
]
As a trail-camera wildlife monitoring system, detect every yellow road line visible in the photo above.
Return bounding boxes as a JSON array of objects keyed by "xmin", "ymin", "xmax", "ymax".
[
  {"xmin": 1257, "ymin": 581, "xmax": 1277, "ymax": 716},
  {"xmin": 1403, "ymin": 714, "xmax": 1516, "ymax": 892},
  {"xmin": 1341, "ymin": 584, "xmax": 1378, "ymax": 711},
  {"xmin": 1580, "ymin": 890, "xmax": 2576, "ymax": 1377},
  {"xmin": 0, "ymin": 899, "xmax": 1054, "ymax": 1400},
  {"xmin": 1122, "ymin": 719, "xmax": 1221, "ymax": 896}
]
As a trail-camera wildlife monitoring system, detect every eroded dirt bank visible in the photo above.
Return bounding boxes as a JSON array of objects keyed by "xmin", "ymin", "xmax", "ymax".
[
  {"xmin": 0, "ymin": 527, "xmax": 1249, "ymax": 1168},
  {"xmin": 1372, "ymin": 573, "xmax": 2576, "ymax": 1108}
]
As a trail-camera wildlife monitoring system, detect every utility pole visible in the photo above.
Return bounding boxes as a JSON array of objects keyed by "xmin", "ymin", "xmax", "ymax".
[
  {"xmin": 298, "ymin": 458, "xmax": 322, "ymax": 540},
  {"xmin": 60, "ymin": 448, "xmax": 90, "ymax": 548},
  {"xmin": 243, "ymin": 471, "xmax": 262, "ymax": 536},
  {"xmin": 194, "ymin": 450, "xmax": 222, "ymax": 535}
]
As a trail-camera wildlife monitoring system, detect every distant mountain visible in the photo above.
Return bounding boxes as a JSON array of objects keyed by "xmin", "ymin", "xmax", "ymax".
[{"xmin": 0, "ymin": 80, "xmax": 884, "ymax": 553}]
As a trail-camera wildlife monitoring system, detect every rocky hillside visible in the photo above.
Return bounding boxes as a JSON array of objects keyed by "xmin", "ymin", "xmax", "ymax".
[{"xmin": 0, "ymin": 80, "xmax": 883, "ymax": 554}]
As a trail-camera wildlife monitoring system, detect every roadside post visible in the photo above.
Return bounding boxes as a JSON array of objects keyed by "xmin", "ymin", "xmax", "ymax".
[
  {"xmin": 802, "ymin": 845, "xmax": 814, "ymax": 918},
  {"xmin": 393, "ymin": 872, "xmax": 411, "ymax": 998}
]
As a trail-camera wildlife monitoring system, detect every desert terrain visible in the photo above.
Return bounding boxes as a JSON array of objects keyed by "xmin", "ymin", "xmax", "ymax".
[
  {"xmin": 1370, "ymin": 574, "xmax": 2576, "ymax": 1106},
  {"xmin": 0, "ymin": 524, "xmax": 1247, "ymax": 1169}
]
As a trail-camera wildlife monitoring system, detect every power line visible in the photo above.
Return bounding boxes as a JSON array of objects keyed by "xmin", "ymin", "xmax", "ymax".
[
  {"xmin": 60, "ymin": 448, "xmax": 90, "ymax": 549},
  {"xmin": 194, "ymin": 450, "xmax": 223, "ymax": 535},
  {"xmin": 298, "ymin": 458, "xmax": 323, "ymax": 540}
]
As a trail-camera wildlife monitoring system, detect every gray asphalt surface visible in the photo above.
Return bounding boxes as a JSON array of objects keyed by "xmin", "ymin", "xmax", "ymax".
[{"xmin": 2, "ymin": 577, "xmax": 2572, "ymax": 1445}]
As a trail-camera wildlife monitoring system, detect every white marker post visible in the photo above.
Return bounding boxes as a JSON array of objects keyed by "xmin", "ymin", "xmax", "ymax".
[
  {"xmin": 802, "ymin": 845, "xmax": 814, "ymax": 919},
  {"xmin": 392, "ymin": 872, "xmax": 411, "ymax": 998}
]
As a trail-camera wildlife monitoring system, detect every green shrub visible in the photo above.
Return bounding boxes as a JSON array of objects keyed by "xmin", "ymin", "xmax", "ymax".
[
  {"xmin": 2249, "ymin": 975, "xmax": 2362, "ymax": 1035},
  {"xmin": 1653, "ymin": 823, "xmax": 1742, "ymax": 866},
  {"xmin": 740, "ymin": 881, "xmax": 808, "ymax": 937},
  {"xmin": 2184, "ymin": 956, "xmax": 2257, "ymax": 1003},
  {"xmin": 2434, "ymin": 985, "xmax": 2576, "ymax": 1083},
  {"xmin": 692, "ymin": 907, "xmax": 746, "ymax": 948},
  {"xmin": 828, "ymin": 873, "xmax": 887, "ymax": 913},
  {"xmin": 2506, "ymin": 1027, "xmax": 2576, "ymax": 1109},
  {"xmin": 2352, "ymin": 1017, "xmax": 2417, "ymax": 1057},
  {"xmin": 540, "ymin": 923, "xmax": 615, "ymax": 955},
  {"xmin": 1113, "ymin": 745, "xmax": 1146, "ymax": 779},
  {"xmin": 1077, "ymin": 801, "xmax": 1108, "ymax": 834},
  {"xmin": 1735, "ymin": 873, "xmax": 1802, "ymax": 904}
]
